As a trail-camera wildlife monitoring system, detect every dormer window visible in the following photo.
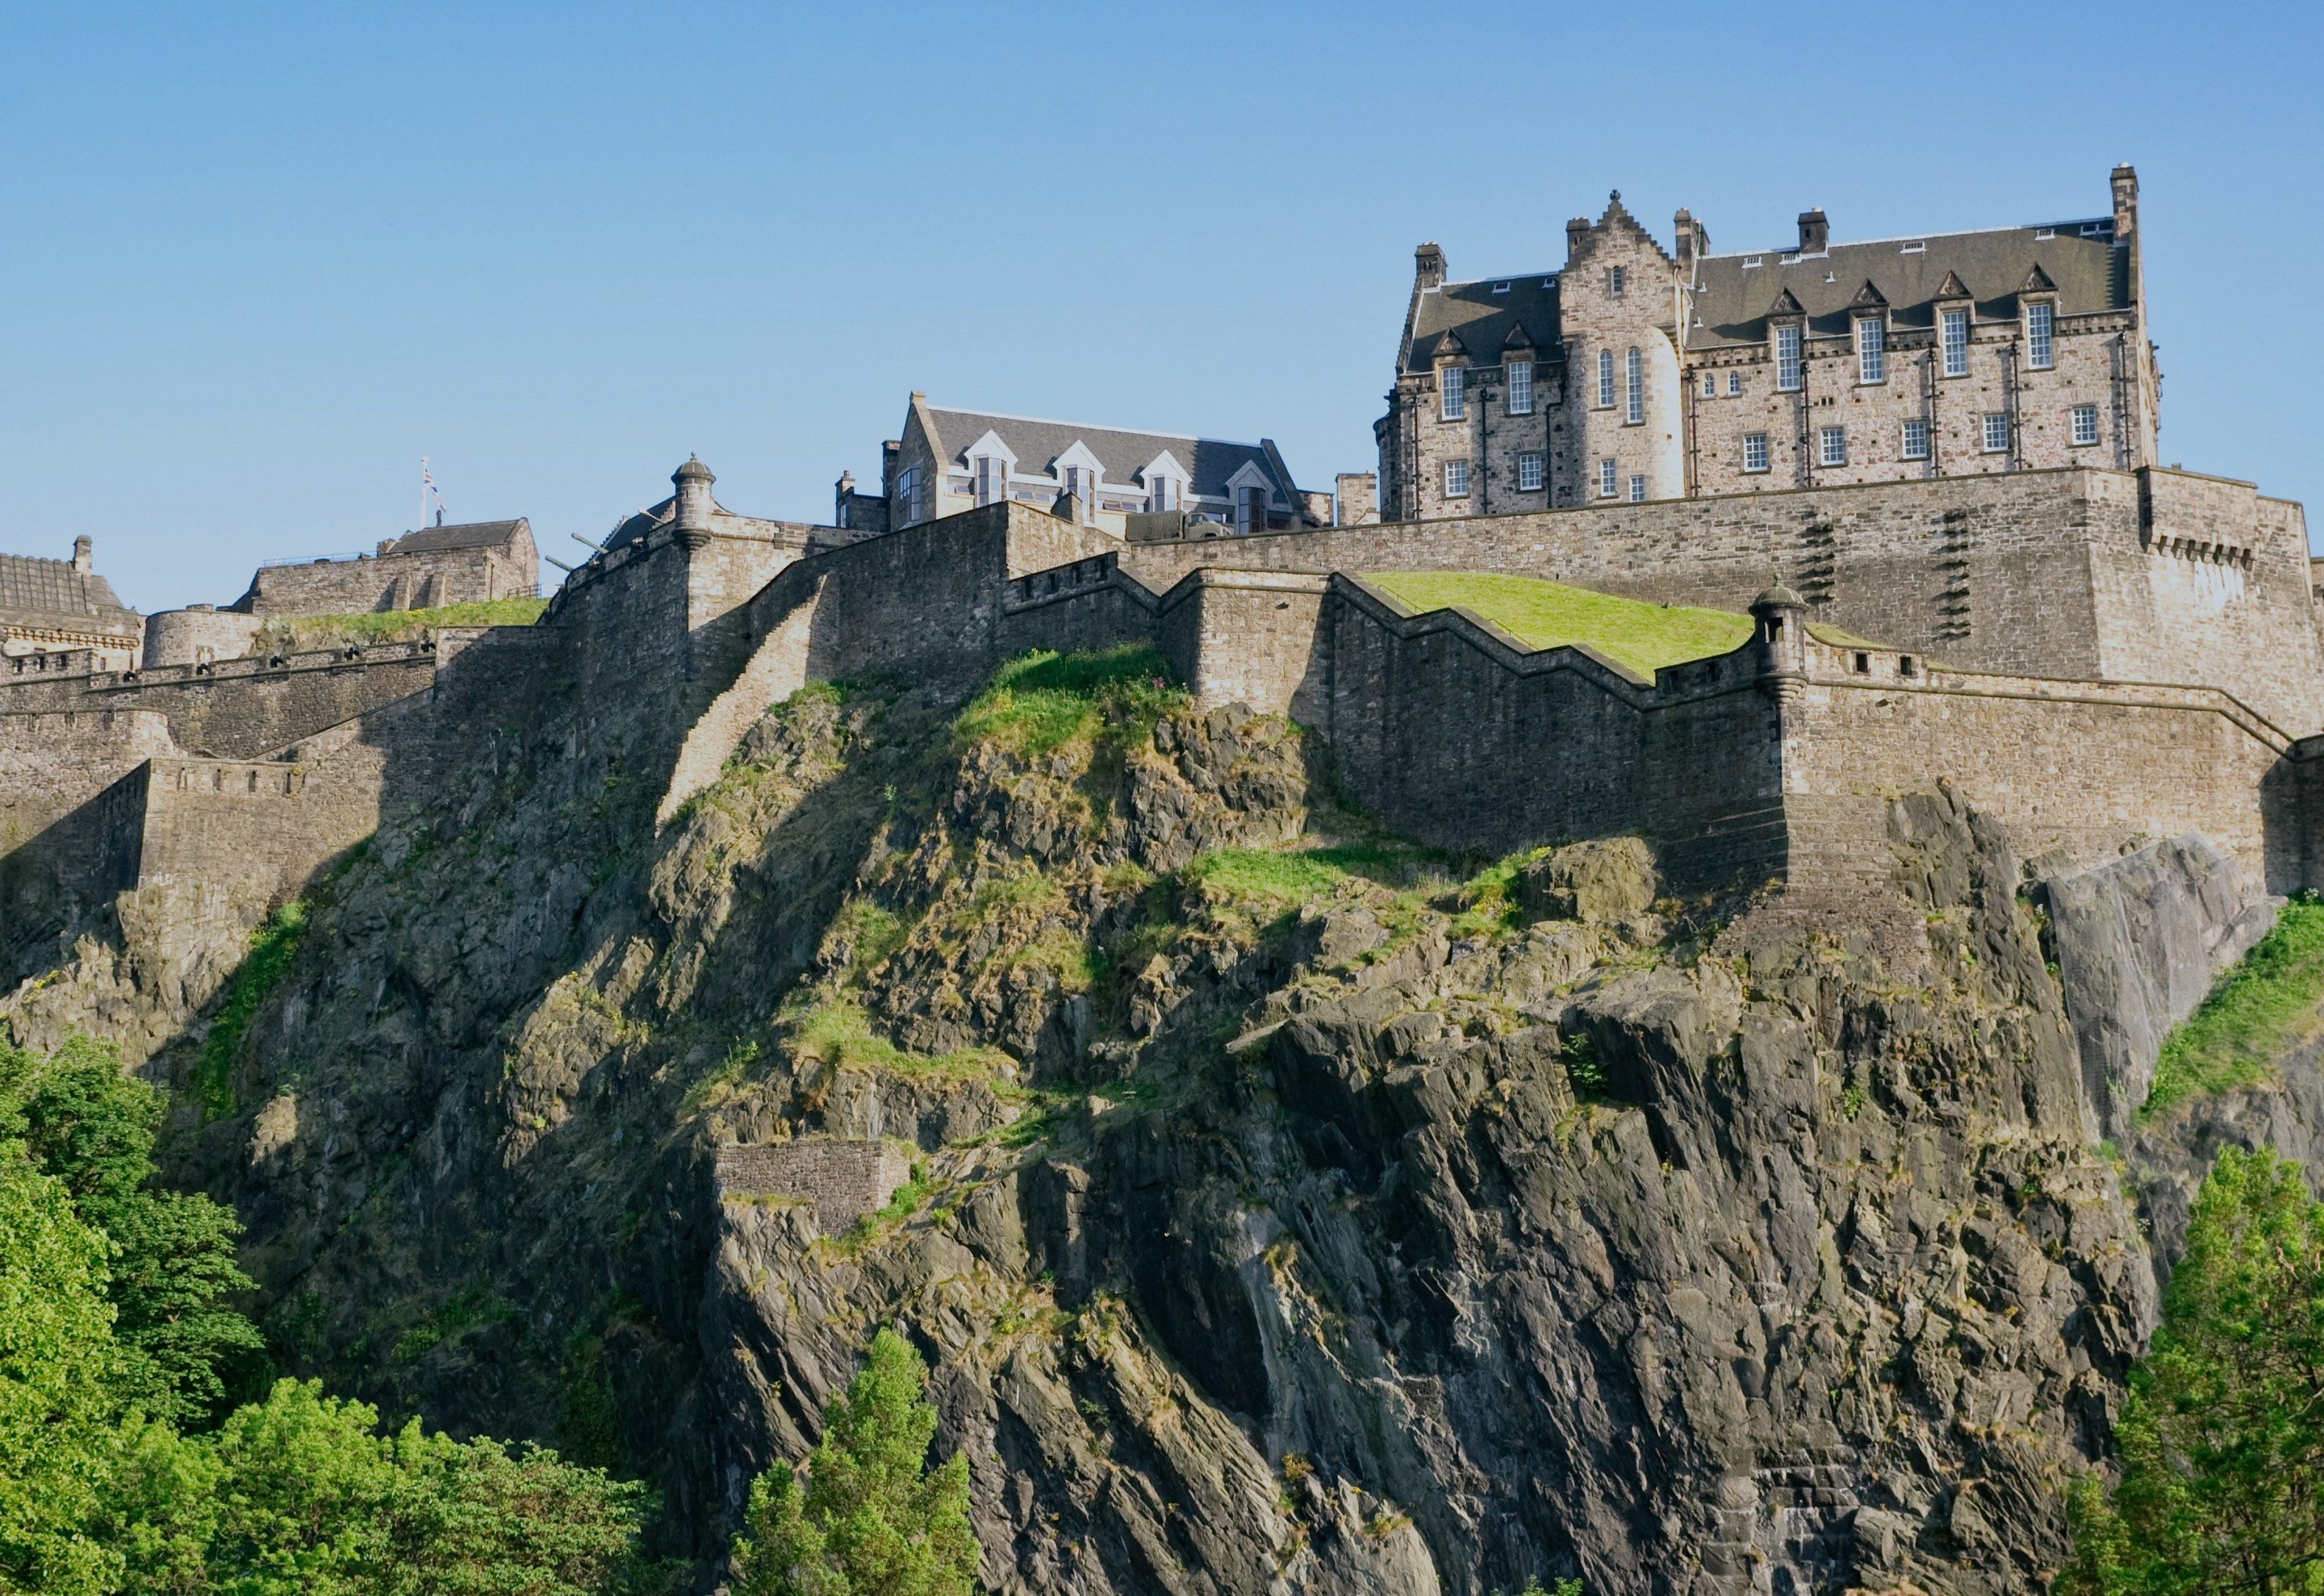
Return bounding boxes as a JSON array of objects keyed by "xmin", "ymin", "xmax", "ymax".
[
  {"xmin": 1609, "ymin": 266, "xmax": 1625, "ymax": 299},
  {"xmin": 973, "ymin": 455, "xmax": 1006, "ymax": 508},
  {"xmin": 1597, "ymin": 349, "xmax": 1615, "ymax": 408},
  {"xmin": 1440, "ymin": 366, "xmax": 1465, "ymax": 420},
  {"xmin": 1855, "ymin": 316, "xmax": 1885, "ymax": 383},
  {"xmin": 1235, "ymin": 485, "xmax": 1265, "ymax": 535},
  {"xmin": 2025, "ymin": 301, "xmax": 2054, "ymax": 370},
  {"xmin": 1625, "ymin": 347, "xmax": 1644, "ymax": 424},
  {"xmin": 1507, "ymin": 360, "xmax": 1533, "ymax": 415},
  {"xmin": 1774, "ymin": 324, "xmax": 1803, "ymax": 391},
  {"xmin": 1149, "ymin": 475, "xmax": 1178, "ymax": 512}
]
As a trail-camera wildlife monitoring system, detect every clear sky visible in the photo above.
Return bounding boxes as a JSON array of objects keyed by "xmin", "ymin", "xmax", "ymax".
[{"xmin": 3, "ymin": 1, "xmax": 2317, "ymax": 614}]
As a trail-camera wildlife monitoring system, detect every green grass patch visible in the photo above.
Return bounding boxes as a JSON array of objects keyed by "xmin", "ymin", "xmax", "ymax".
[
  {"xmin": 2143, "ymin": 896, "xmax": 2324, "ymax": 1119},
  {"xmin": 792, "ymin": 1001, "xmax": 1012, "ymax": 1081},
  {"xmin": 1187, "ymin": 843, "xmax": 1425, "ymax": 910},
  {"xmin": 1362, "ymin": 571, "xmax": 1752, "ymax": 678},
  {"xmin": 955, "ymin": 644, "xmax": 1188, "ymax": 757},
  {"xmin": 194, "ymin": 899, "xmax": 307, "ymax": 1121},
  {"xmin": 253, "ymin": 596, "xmax": 548, "ymax": 653}
]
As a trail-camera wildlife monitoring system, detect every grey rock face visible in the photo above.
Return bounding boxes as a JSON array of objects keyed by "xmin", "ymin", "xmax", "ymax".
[{"xmin": 2034, "ymin": 835, "xmax": 2280, "ymax": 1142}]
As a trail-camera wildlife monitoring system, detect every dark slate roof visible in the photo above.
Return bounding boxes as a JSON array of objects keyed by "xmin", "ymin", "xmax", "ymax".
[
  {"xmin": 922, "ymin": 407, "xmax": 1294, "ymax": 501},
  {"xmin": 1403, "ymin": 274, "xmax": 1561, "ymax": 373},
  {"xmin": 0, "ymin": 550, "xmax": 141, "ymax": 640},
  {"xmin": 391, "ymin": 518, "xmax": 531, "ymax": 554},
  {"xmin": 1688, "ymin": 219, "xmax": 2127, "ymax": 349}
]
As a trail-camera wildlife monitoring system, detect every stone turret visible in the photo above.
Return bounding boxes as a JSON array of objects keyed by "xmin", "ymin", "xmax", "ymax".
[
  {"xmin": 673, "ymin": 457, "xmax": 716, "ymax": 550},
  {"xmin": 1750, "ymin": 585, "xmax": 1808, "ymax": 679},
  {"xmin": 72, "ymin": 536, "xmax": 91, "ymax": 574}
]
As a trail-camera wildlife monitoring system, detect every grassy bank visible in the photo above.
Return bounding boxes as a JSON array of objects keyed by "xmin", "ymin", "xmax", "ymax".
[
  {"xmin": 1361, "ymin": 572, "xmax": 1752, "ymax": 677},
  {"xmin": 254, "ymin": 597, "xmax": 548, "ymax": 654},
  {"xmin": 2144, "ymin": 896, "xmax": 2324, "ymax": 1118}
]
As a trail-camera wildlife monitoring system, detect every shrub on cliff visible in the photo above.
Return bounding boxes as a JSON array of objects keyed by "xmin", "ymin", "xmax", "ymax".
[
  {"xmin": 730, "ymin": 1327, "xmax": 978, "ymax": 1596},
  {"xmin": 2063, "ymin": 1146, "xmax": 2324, "ymax": 1594}
]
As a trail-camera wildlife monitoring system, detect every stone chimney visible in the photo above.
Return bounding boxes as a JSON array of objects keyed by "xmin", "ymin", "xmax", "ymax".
[
  {"xmin": 1565, "ymin": 215, "xmax": 1593, "ymax": 263},
  {"xmin": 1414, "ymin": 243, "xmax": 1446, "ymax": 290},
  {"xmin": 2111, "ymin": 163, "xmax": 2138, "ymax": 243},
  {"xmin": 834, "ymin": 470, "xmax": 855, "ymax": 529},
  {"xmin": 1674, "ymin": 207, "xmax": 1707, "ymax": 268},
  {"xmin": 1796, "ymin": 209, "xmax": 1829, "ymax": 253},
  {"xmin": 71, "ymin": 536, "xmax": 91, "ymax": 574},
  {"xmin": 1335, "ymin": 472, "xmax": 1379, "ymax": 527},
  {"xmin": 672, "ymin": 456, "xmax": 716, "ymax": 549}
]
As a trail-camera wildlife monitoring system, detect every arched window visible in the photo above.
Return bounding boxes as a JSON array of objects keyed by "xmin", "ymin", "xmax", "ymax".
[
  {"xmin": 1625, "ymin": 347, "xmax": 1644, "ymax": 424},
  {"xmin": 1596, "ymin": 349, "xmax": 1615, "ymax": 408}
]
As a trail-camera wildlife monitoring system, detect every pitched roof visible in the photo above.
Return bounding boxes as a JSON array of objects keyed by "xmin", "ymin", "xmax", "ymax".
[
  {"xmin": 1403, "ymin": 273, "xmax": 1560, "ymax": 373},
  {"xmin": 0, "ymin": 550, "xmax": 141, "ymax": 641},
  {"xmin": 391, "ymin": 518, "xmax": 531, "ymax": 554},
  {"xmin": 921, "ymin": 407, "xmax": 1298, "ymax": 502},
  {"xmin": 1687, "ymin": 219, "xmax": 2126, "ymax": 348}
]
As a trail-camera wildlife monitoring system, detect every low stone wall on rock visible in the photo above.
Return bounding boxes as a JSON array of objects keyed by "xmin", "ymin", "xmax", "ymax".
[{"xmin": 715, "ymin": 1139, "xmax": 912, "ymax": 1235}]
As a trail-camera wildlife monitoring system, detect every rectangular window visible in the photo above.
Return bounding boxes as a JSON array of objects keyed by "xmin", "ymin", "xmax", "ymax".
[
  {"xmin": 1818, "ymin": 425, "xmax": 1846, "ymax": 467},
  {"xmin": 1609, "ymin": 265, "xmax": 1625, "ymax": 299},
  {"xmin": 1236, "ymin": 484, "xmax": 1264, "ymax": 533},
  {"xmin": 1598, "ymin": 458, "xmax": 1617, "ymax": 498},
  {"xmin": 2071, "ymin": 404, "xmax": 2100, "ymax": 446},
  {"xmin": 1625, "ymin": 347, "xmax": 1644, "ymax": 424},
  {"xmin": 1983, "ymin": 413, "xmax": 2010, "ymax": 453},
  {"xmin": 1743, "ymin": 432, "xmax": 1770, "ymax": 473},
  {"xmin": 1149, "ymin": 475, "xmax": 1177, "ymax": 512},
  {"xmin": 1440, "ymin": 366, "xmax": 1465, "ymax": 420},
  {"xmin": 1628, "ymin": 474, "xmax": 1646, "ymax": 503},
  {"xmin": 1775, "ymin": 324, "xmax": 1802, "ymax": 391},
  {"xmin": 1900, "ymin": 417, "xmax": 1930, "ymax": 460},
  {"xmin": 1444, "ymin": 459, "xmax": 1469, "ymax": 497},
  {"xmin": 1856, "ymin": 317, "xmax": 1885, "ymax": 383},
  {"xmin": 1516, "ymin": 452, "xmax": 1544, "ymax": 491},
  {"xmin": 1728, "ymin": 371, "xmax": 1743, "ymax": 395},
  {"xmin": 974, "ymin": 456, "xmax": 1004, "ymax": 507},
  {"xmin": 1597, "ymin": 349, "xmax": 1615, "ymax": 408},
  {"xmin": 895, "ymin": 466, "xmax": 919, "ymax": 525},
  {"xmin": 2026, "ymin": 301, "xmax": 2054, "ymax": 369},
  {"xmin": 1701, "ymin": 373, "xmax": 1716, "ymax": 399},
  {"xmin": 1942, "ymin": 310, "xmax": 1970, "ymax": 377},
  {"xmin": 1507, "ymin": 360, "xmax": 1533, "ymax": 415}
]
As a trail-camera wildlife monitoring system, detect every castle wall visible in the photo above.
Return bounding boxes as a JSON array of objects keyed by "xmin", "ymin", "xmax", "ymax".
[
  {"xmin": 715, "ymin": 1139, "xmax": 912, "ymax": 1235},
  {"xmin": 236, "ymin": 541, "xmax": 532, "ymax": 616},
  {"xmin": 137, "ymin": 749, "xmax": 385, "ymax": 904},
  {"xmin": 0, "ymin": 709, "xmax": 178, "ymax": 860},
  {"xmin": 0, "ymin": 712, "xmax": 173, "ymax": 975},
  {"xmin": 144, "ymin": 607, "xmax": 265, "ymax": 666}
]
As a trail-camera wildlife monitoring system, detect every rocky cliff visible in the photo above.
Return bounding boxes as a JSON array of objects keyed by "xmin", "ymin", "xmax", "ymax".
[{"xmin": 5, "ymin": 648, "xmax": 2317, "ymax": 1595}]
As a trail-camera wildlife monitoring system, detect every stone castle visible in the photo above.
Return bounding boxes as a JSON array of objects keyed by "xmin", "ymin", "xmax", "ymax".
[{"xmin": 3, "ymin": 164, "xmax": 2318, "ymax": 1006}]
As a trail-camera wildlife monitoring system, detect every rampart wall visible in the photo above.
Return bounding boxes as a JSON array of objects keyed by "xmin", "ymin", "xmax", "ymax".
[
  {"xmin": 137, "ymin": 750, "xmax": 385, "ymax": 904},
  {"xmin": 236, "ymin": 541, "xmax": 529, "ymax": 616}
]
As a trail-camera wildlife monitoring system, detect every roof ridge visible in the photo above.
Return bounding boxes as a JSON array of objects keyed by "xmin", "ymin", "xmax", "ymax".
[
  {"xmin": 1703, "ymin": 217, "xmax": 2113, "ymax": 261},
  {"xmin": 925, "ymin": 404, "xmax": 1261, "ymax": 449}
]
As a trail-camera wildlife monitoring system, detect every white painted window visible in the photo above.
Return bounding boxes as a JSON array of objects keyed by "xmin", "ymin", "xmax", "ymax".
[
  {"xmin": 2026, "ymin": 301, "xmax": 2054, "ymax": 369},
  {"xmin": 1440, "ymin": 366, "xmax": 1465, "ymax": 420},
  {"xmin": 1701, "ymin": 373, "xmax": 1716, "ymax": 399},
  {"xmin": 1597, "ymin": 349, "xmax": 1615, "ymax": 408},
  {"xmin": 1901, "ymin": 418, "xmax": 1930, "ymax": 459},
  {"xmin": 974, "ymin": 456, "xmax": 1005, "ymax": 507},
  {"xmin": 1818, "ymin": 426, "xmax": 1846, "ymax": 467},
  {"xmin": 1625, "ymin": 348, "xmax": 1644, "ymax": 424},
  {"xmin": 1063, "ymin": 466, "xmax": 1096, "ymax": 522},
  {"xmin": 1983, "ymin": 413, "xmax": 2010, "ymax": 453},
  {"xmin": 1728, "ymin": 371, "xmax": 1743, "ymax": 395},
  {"xmin": 1599, "ymin": 458, "xmax": 1618, "ymax": 498},
  {"xmin": 1444, "ymin": 459, "xmax": 1470, "ymax": 497},
  {"xmin": 2071, "ymin": 404, "xmax": 2100, "ymax": 446},
  {"xmin": 1628, "ymin": 474, "xmax": 1646, "ymax": 503},
  {"xmin": 1775, "ymin": 324, "xmax": 1802, "ymax": 391},
  {"xmin": 1743, "ymin": 432, "xmax": 1770, "ymax": 473},
  {"xmin": 1235, "ymin": 485, "xmax": 1265, "ymax": 534},
  {"xmin": 1507, "ymin": 360, "xmax": 1533, "ymax": 414},
  {"xmin": 1148, "ymin": 475, "xmax": 1178, "ymax": 512},
  {"xmin": 1856, "ymin": 317, "xmax": 1885, "ymax": 383},
  {"xmin": 1516, "ymin": 452, "xmax": 1544, "ymax": 491},
  {"xmin": 1942, "ymin": 310, "xmax": 1970, "ymax": 378}
]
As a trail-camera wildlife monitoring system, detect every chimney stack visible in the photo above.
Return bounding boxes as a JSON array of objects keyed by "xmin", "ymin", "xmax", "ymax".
[
  {"xmin": 1674, "ymin": 207, "xmax": 1707, "ymax": 267},
  {"xmin": 672, "ymin": 456, "xmax": 716, "ymax": 550},
  {"xmin": 1796, "ymin": 209, "xmax": 1829, "ymax": 253},
  {"xmin": 2111, "ymin": 163, "xmax": 2138, "ymax": 243},
  {"xmin": 71, "ymin": 536, "xmax": 91, "ymax": 574},
  {"xmin": 1414, "ymin": 243, "xmax": 1446, "ymax": 290}
]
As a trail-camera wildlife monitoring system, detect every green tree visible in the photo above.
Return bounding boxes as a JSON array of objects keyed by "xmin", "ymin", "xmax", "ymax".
[
  {"xmin": 2064, "ymin": 1145, "xmax": 2324, "ymax": 1594},
  {"xmin": 731, "ymin": 1327, "xmax": 978, "ymax": 1596},
  {"xmin": 0, "ymin": 1037, "xmax": 264, "ymax": 1427}
]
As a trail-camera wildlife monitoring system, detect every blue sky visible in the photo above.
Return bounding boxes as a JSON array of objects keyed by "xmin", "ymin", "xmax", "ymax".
[{"xmin": 3, "ymin": 2, "xmax": 2317, "ymax": 613}]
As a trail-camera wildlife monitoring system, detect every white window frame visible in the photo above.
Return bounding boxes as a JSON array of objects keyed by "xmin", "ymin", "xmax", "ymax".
[
  {"xmin": 1628, "ymin": 474, "xmax": 1646, "ymax": 503},
  {"xmin": 1727, "ymin": 370, "xmax": 1743, "ymax": 395},
  {"xmin": 1743, "ymin": 432, "xmax": 1770, "ymax": 474},
  {"xmin": 1444, "ymin": 458, "xmax": 1470, "ymax": 498},
  {"xmin": 1982, "ymin": 413, "xmax": 2010, "ymax": 453},
  {"xmin": 2025, "ymin": 301, "xmax": 2054, "ymax": 370},
  {"xmin": 1598, "ymin": 458, "xmax": 1618, "ymax": 498},
  {"xmin": 1856, "ymin": 316, "xmax": 1885, "ymax": 384},
  {"xmin": 1516, "ymin": 452, "xmax": 1544, "ymax": 492},
  {"xmin": 1701, "ymin": 373, "xmax": 1717, "ymax": 399},
  {"xmin": 1440, "ymin": 365, "xmax": 1465, "ymax": 420},
  {"xmin": 1507, "ymin": 360, "xmax": 1533, "ymax": 415},
  {"xmin": 1625, "ymin": 347, "xmax": 1644, "ymax": 424},
  {"xmin": 1818, "ymin": 426, "xmax": 1846, "ymax": 468},
  {"xmin": 1900, "ymin": 417, "xmax": 1930, "ymax": 460},
  {"xmin": 974, "ymin": 454, "xmax": 1007, "ymax": 507},
  {"xmin": 1596, "ymin": 349, "xmax": 1615, "ymax": 408},
  {"xmin": 1942, "ymin": 309, "xmax": 1970, "ymax": 378},
  {"xmin": 1774, "ymin": 324, "xmax": 1803, "ymax": 391},
  {"xmin": 2071, "ymin": 404, "xmax": 2100, "ymax": 447}
]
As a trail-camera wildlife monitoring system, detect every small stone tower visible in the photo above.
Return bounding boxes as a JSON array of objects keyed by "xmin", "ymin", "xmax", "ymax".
[{"xmin": 673, "ymin": 457, "xmax": 716, "ymax": 550}]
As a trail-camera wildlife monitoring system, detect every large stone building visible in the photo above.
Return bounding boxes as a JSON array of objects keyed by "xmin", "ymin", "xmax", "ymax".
[
  {"xmin": 1375, "ymin": 165, "xmax": 2158, "ymax": 520},
  {"xmin": 1, "ymin": 537, "xmax": 142, "ymax": 671},
  {"xmin": 837, "ymin": 393, "xmax": 1327, "ymax": 540}
]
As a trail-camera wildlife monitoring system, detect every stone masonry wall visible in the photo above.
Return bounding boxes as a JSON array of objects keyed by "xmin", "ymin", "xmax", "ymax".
[
  {"xmin": 714, "ymin": 1139, "xmax": 911, "ymax": 1235},
  {"xmin": 237, "ymin": 541, "xmax": 530, "ymax": 616},
  {"xmin": 137, "ymin": 749, "xmax": 386, "ymax": 905}
]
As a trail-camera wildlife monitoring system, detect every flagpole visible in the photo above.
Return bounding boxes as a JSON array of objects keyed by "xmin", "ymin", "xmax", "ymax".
[{"xmin": 420, "ymin": 457, "xmax": 428, "ymax": 535}]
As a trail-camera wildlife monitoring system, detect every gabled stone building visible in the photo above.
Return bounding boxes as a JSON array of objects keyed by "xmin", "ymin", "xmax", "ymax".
[
  {"xmin": 838, "ymin": 393, "xmax": 1327, "ymax": 541},
  {"xmin": 1376, "ymin": 165, "xmax": 2159, "ymax": 519},
  {"xmin": 0, "ymin": 537, "xmax": 142, "ymax": 671}
]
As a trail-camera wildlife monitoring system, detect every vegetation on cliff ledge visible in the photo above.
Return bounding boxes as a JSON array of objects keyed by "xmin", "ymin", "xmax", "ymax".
[{"xmin": 2143, "ymin": 894, "xmax": 2324, "ymax": 1118}]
